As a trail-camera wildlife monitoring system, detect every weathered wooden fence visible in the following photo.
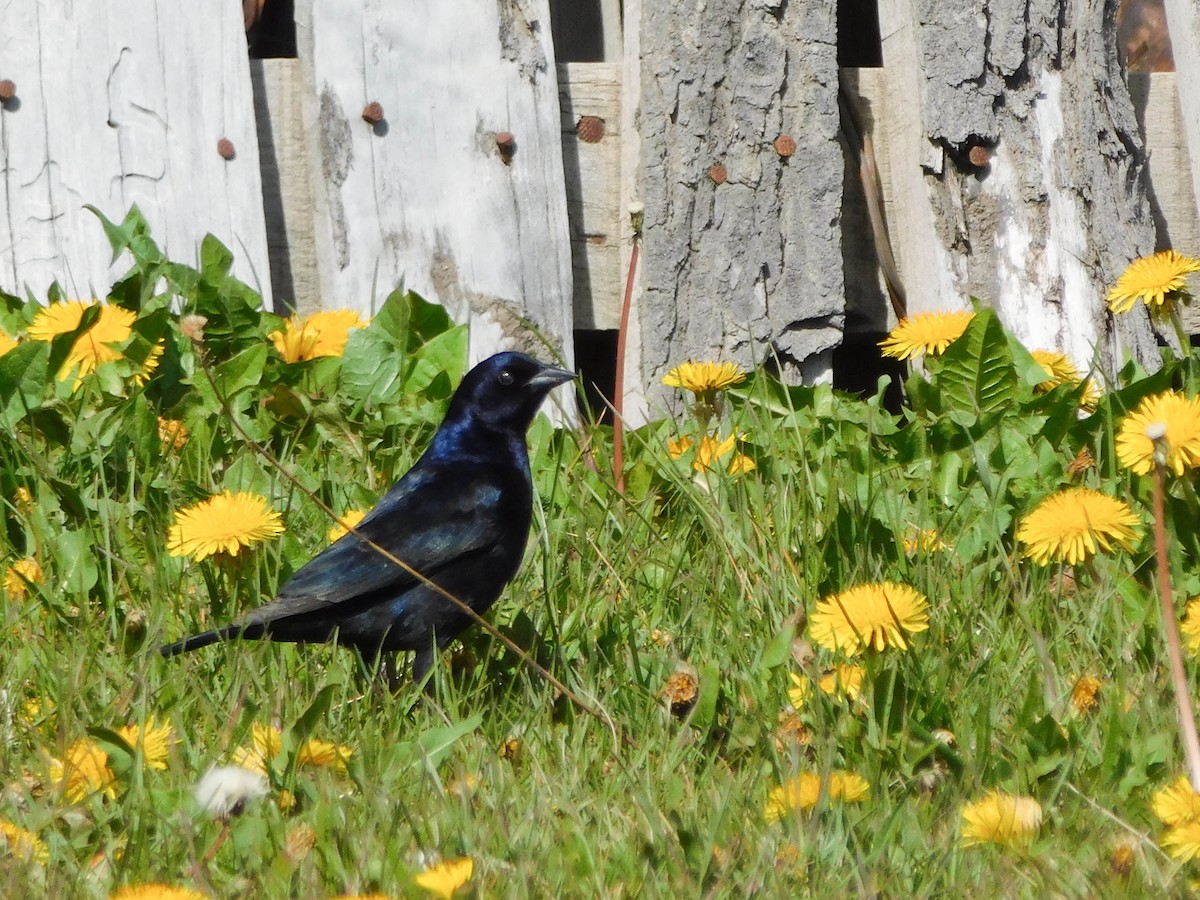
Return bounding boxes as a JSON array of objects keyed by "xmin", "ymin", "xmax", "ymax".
[{"xmin": 1, "ymin": 0, "xmax": 1198, "ymax": 425}]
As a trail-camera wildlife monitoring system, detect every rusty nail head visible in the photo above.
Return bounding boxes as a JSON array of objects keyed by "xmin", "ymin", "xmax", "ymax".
[
  {"xmin": 708, "ymin": 163, "xmax": 727, "ymax": 185},
  {"xmin": 217, "ymin": 138, "xmax": 236, "ymax": 160},
  {"xmin": 0, "ymin": 80, "xmax": 15, "ymax": 101},
  {"xmin": 968, "ymin": 145, "xmax": 991, "ymax": 167},
  {"xmin": 576, "ymin": 116, "xmax": 605, "ymax": 143},
  {"xmin": 362, "ymin": 101, "xmax": 384, "ymax": 124},
  {"xmin": 496, "ymin": 131, "xmax": 516, "ymax": 163},
  {"xmin": 773, "ymin": 135, "xmax": 796, "ymax": 158}
]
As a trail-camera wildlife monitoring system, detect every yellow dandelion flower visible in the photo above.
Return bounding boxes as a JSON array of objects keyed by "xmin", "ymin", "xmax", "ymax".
[
  {"xmin": 879, "ymin": 311, "xmax": 975, "ymax": 360},
  {"xmin": 1182, "ymin": 598, "xmax": 1200, "ymax": 655},
  {"xmin": 694, "ymin": 434, "xmax": 737, "ymax": 472},
  {"xmin": 167, "ymin": 491, "xmax": 285, "ymax": 561},
  {"xmin": 1107, "ymin": 250, "xmax": 1200, "ymax": 314},
  {"xmin": 726, "ymin": 452, "xmax": 756, "ymax": 475},
  {"xmin": 1016, "ymin": 488, "xmax": 1140, "ymax": 565},
  {"xmin": 1163, "ymin": 821, "xmax": 1200, "ymax": 862},
  {"xmin": 662, "ymin": 361, "xmax": 746, "ymax": 395},
  {"xmin": 13, "ymin": 486, "xmax": 33, "ymax": 513},
  {"xmin": 1029, "ymin": 350, "xmax": 1100, "ymax": 410},
  {"xmin": 109, "ymin": 885, "xmax": 208, "ymax": 900},
  {"xmin": 327, "ymin": 509, "xmax": 367, "ymax": 543},
  {"xmin": 818, "ymin": 664, "xmax": 865, "ymax": 700},
  {"xmin": 414, "ymin": 856, "xmax": 475, "ymax": 899},
  {"xmin": 269, "ymin": 309, "xmax": 365, "ymax": 363},
  {"xmin": 666, "ymin": 435, "xmax": 693, "ymax": 460},
  {"xmin": 28, "ymin": 300, "xmax": 137, "ymax": 382},
  {"xmin": 0, "ymin": 327, "xmax": 17, "ymax": 357},
  {"xmin": 231, "ymin": 723, "xmax": 283, "ymax": 776},
  {"xmin": 49, "ymin": 738, "xmax": 119, "ymax": 803},
  {"xmin": 132, "ymin": 339, "xmax": 166, "ymax": 387},
  {"xmin": 297, "ymin": 739, "xmax": 353, "ymax": 774},
  {"xmin": 1115, "ymin": 391, "xmax": 1200, "ymax": 476},
  {"xmin": 764, "ymin": 771, "xmax": 870, "ymax": 822},
  {"xmin": 1152, "ymin": 776, "xmax": 1200, "ymax": 827},
  {"xmin": 0, "ymin": 819, "xmax": 48, "ymax": 864},
  {"xmin": 305, "ymin": 309, "xmax": 366, "ymax": 358},
  {"xmin": 809, "ymin": 581, "xmax": 930, "ymax": 655},
  {"xmin": 787, "ymin": 673, "xmax": 810, "ymax": 709},
  {"xmin": 902, "ymin": 527, "xmax": 948, "ymax": 555},
  {"xmin": 331, "ymin": 895, "xmax": 392, "ymax": 900},
  {"xmin": 960, "ymin": 791, "xmax": 1043, "ymax": 846},
  {"xmin": 157, "ymin": 418, "xmax": 189, "ymax": 453},
  {"xmin": 113, "ymin": 716, "xmax": 176, "ymax": 772},
  {"xmin": 1070, "ymin": 675, "xmax": 1102, "ymax": 715},
  {"xmin": 4, "ymin": 557, "xmax": 43, "ymax": 600}
]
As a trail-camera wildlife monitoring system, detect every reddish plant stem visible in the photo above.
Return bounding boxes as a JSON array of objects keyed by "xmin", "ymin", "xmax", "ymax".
[
  {"xmin": 613, "ymin": 235, "xmax": 640, "ymax": 494},
  {"xmin": 1152, "ymin": 462, "xmax": 1200, "ymax": 792}
]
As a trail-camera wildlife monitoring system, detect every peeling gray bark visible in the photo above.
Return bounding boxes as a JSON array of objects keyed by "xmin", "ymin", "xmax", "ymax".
[
  {"xmin": 897, "ymin": 0, "xmax": 1159, "ymax": 369},
  {"xmin": 637, "ymin": 0, "xmax": 843, "ymax": 405}
]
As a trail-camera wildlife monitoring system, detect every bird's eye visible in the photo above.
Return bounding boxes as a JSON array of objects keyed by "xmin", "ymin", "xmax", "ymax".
[{"xmin": 498, "ymin": 370, "xmax": 514, "ymax": 386}]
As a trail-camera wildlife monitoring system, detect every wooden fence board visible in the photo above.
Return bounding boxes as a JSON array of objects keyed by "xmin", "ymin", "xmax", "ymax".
[
  {"xmin": 0, "ymin": 1, "xmax": 271, "ymax": 303},
  {"xmin": 293, "ymin": 0, "xmax": 574, "ymax": 370}
]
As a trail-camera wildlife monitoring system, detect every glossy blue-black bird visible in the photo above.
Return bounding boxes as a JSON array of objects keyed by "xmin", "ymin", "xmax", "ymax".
[{"xmin": 159, "ymin": 351, "xmax": 575, "ymax": 684}]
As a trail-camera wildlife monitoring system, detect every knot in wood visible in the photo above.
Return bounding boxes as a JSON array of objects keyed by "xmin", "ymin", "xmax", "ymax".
[
  {"xmin": 576, "ymin": 115, "xmax": 605, "ymax": 143},
  {"xmin": 708, "ymin": 163, "xmax": 727, "ymax": 185},
  {"xmin": 967, "ymin": 144, "xmax": 991, "ymax": 168},
  {"xmin": 0, "ymin": 80, "xmax": 15, "ymax": 102},
  {"xmin": 217, "ymin": 138, "xmax": 236, "ymax": 160}
]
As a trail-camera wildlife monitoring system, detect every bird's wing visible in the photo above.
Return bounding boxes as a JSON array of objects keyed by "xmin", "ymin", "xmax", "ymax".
[{"xmin": 241, "ymin": 465, "xmax": 510, "ymax": 625}]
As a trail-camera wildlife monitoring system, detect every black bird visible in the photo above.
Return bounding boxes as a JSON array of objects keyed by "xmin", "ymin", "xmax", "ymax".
[{"xmin": 160, "ymin": 351, "xmax": 575, "ymax": 684}]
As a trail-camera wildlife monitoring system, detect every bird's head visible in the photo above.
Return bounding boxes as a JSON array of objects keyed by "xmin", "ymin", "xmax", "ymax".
[{"xmin": 445, "ymin": 351, "xmax": 576, "ymax": 434}]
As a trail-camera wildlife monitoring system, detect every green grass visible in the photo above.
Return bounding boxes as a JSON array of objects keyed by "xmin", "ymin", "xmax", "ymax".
[{"xmin": 3, "ymin": 215, "xmax": 1200, "ymax": 896}]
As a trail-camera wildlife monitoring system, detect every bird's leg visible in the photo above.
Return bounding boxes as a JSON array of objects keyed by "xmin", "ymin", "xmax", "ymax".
[{"xmin": 412, "ymin": 643, "xmax": 437, "ymax": 697}]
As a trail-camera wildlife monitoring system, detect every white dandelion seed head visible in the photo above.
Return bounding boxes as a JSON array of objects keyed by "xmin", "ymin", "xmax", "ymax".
[{"xmin": 194, "ymin": 765, "xmax": 268, "ymax": 819}]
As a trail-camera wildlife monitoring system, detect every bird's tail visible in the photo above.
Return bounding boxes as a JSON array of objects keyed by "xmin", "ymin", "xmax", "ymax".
[{"xmin": 159, "ymin": 623, "xmax": 264, "ymax": 658}]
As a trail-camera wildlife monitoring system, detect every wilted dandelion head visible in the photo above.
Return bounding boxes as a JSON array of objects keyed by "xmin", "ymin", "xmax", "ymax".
[
  {"xmin": 166, "ymin": 491, "xmax": 285, "ymax": 561},
  {"xmin": 178, "ymin": 315, "xmax": 207, "ymax": 344},
  {"xmin": 1115, "ymin": 391, "xmax": 1200, "ymax": 476},
  {"xmin": 0, "ymin": 819, "xmax": 48, "ymax": 864},
  {"xmin": 49, "ymin": 739, "xmax": 119, "ymax": 803},
  {"xmin": 960, "ymin": 791, "xmax": 1042, "ymax": 847},
  {"xmin": 156, "ymin": 418, "xmax": 189, "ymax": 453},
  {"xmin": 1152, "ymin": 775, "xmax": 1200, "ymax": 827},
  {"xmin": 809, "ymin": 581, "xmax": 930, "ymax": 655},
  {"xmin": 414, "ymin": 856, "xmax": 475, "ymax": 899},
  {"xmin": 194, "ymin": 765, "xmax": 269, "ymax": 819},
  {"xmin": 662, "ymin": 361, "xmax": 746, "ymax": 395},
  {"xmin": 1109, "ymin": 840, "xmax": 1136, "ymax": 878},
  {"xmin": 879, "ymin": 311, "xmax": 974, "ymax": 360},
  {"xmin": 1015, "ymin": 488, "xmax": 1140, "ymax": 566},
  {"xmin": 4, "ymin": 557, "xmax": 44, "ymax": 600},
  {"xmin": 1070, "ymin": 676, "xmax": 1102, "ymax": 715},
  {"xmin": 1106, "ymin": 250, "xmax": 1200, "ymax": 314},
  {"xmin": 764, "ymin": 771, "xmax": 870, "ymax": 822}
]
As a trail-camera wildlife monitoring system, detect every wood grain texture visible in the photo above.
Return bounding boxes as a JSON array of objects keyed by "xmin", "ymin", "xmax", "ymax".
[
  {"xmin": 559, "ymin": 62, "xmax": 622, "ymax": 330},
  {"xmin": 635, "ymin": 0, "xmax": 842, "ymax": 409},
  {"xmin": 0, "ymin": 1, "xmax": 271, "ymax": 303},
  {"xmin": 293, "ymin": 0, "xmax": 574, "ymax": 372},
  {"xmin": 877, "ymin": 0, "xmax": 1160, "ymax": 373}
]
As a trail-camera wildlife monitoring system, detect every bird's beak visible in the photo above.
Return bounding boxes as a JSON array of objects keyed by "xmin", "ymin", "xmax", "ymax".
[{"xmin": 530, "ymin": 365, "xmax": 577, "ymax": 389}]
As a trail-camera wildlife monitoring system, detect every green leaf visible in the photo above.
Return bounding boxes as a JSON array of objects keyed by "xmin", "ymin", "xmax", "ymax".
[
  {"xmin": 416, "ymin": 714, "xmax": 483, "ymax": 769},
  {"xmin": 54, "ymin": 530, "xmax": 99, "ymax": 595},
  {"xmin": 0, "ymin": 341, "xmax": 51, "ymax": 426},
  {"xmin": 404, "ymin": 326, "xmax": 467, "ymax": 397},
  {"xmin": 935, "ymin": 309, "xmax": 1016, "ymax": 425},
  {"xmin": 686, "ymin": 662, "xmax": 720, "ymax": 735},
  {"xmin": 762, "ymin": 618, "xmax": 797, "ymax": 670},
  {"xmin": 288, "ymin": 684, "xmax": 338, "ymax": 746}
]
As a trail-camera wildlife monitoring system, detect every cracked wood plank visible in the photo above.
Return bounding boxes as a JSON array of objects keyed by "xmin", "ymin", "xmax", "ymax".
[
  {"xmin": 0, "ymin": 0, "xmax": 270, "ymax": 303},
  {"xmin": 293, "ymin": 0, "xmax": 574, "ymax": 376}
]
